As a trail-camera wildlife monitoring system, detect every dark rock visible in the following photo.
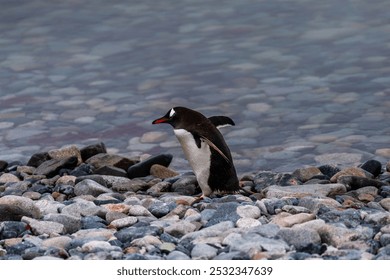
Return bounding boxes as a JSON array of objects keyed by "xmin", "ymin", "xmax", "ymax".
[
  {"xmin": 80, "ymin": 142, "xmax": 107, "ymax": 162},
  {"xmin": 34, "ymin": 156, "xmax": 78, "ymax": 178},
  {"xmin": 0, "ymin": 160, "xmax": 8, "ymax": 172},
  {"xmin": 70, "ymin": 163, "xmax": 95, "ymax": 177},
  {"xmin": 387, "ymin": 162, "xmax": 390, "ymax": 172},
  {"xmin": 124, "ymin": 254, "xmax": 148, "ymax": 260},
  {"xmin": 205, "ymin": 202, "xmax": 240, "ymax": 227},
  {"xmin": 74, "ymin": 179, "xmax": 112, "ymax": 197},
  {"xmin": 337, "ymin": 176, "xmax": 386, "ymax": 190},
  {"xmin": 94, "ymin": 166, "xmax": 128, "ymax": 177},
  {"xmin": 75, "ymin": 175, "xmax": 107, "ymax": 187},
  {"xmin": 318, "ymin": 165, "xmax": 341, "ymax": 178},
  {"xmin": 53, "ymin": 184, "xmax": 75, "ymax": 197},
  {"xmin": 27, "ymin": 152, "xmax": 51, "ymax": 168},
  {"xmin": 86, "ymin": 153, "xmax": 137, "ymax": 171},
  {"xmin": 127, "ymin": 154, "xmax": 173, "ymax": 179},
  {"xmin": 160, "ymin": 233, "xmax": 178, "ymax": 244},
  {"xmin": 360, "ymin": 160, "xmax": 382, "ymax": 178},
  {"xmin": 146, "ymin": 200, "xmax": 173, "ymax": 218},
  {"xmin": 0, "ymin": 221, "xmax": 29, "ymax": 239},
  {"xmin": 380, "ymin": 234, "xmax": 390, "ymax": 247},
  {"xmin": 6, "ymin": 241, "xmax": 36, "ymax": 255},
  {"xmin": 380, "ymin": 186, "xmax": 390, "ymax": 198},
  {"xmin": 115, "ymin": 226, "xmax": 162, "ymax": 244},
  {"xmin": 22, "ymin": 247, "xmax": 46, "ymax": 260},
  {"xmin": 29, "ymin": 184, "xmax": 52, "ymax": 194},
  {"xmin": 81, "ymin": 216, "xmax": 107, "ymax": 229},
  {"xmin": 253, "ymin": 171, "xmax": 299, "ymax": 192}
]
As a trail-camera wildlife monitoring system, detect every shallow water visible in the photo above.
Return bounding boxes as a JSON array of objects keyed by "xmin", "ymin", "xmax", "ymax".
[{"xmin": 0, "ymin": 0, "xmax": 389, "ymax": 174}]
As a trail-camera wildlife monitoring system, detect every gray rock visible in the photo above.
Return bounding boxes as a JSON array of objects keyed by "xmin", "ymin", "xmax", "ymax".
[
  {"xmin": 43, "ymin": 213, "xmax": 81, "ymax": 234},
  {"xmin": 0, "ymin": 173, "xmax": 20, "ymax": 184},
  {"xmin": 191, "ymin": 243, "xmax": 218, "ymax": 259},
  {"xmin": 41, "ymin": 236, "xmax": 72, "ymax": 249},
  {"xmin": 277, "ymin": 228, "xmax": 321, "ymax": 250},
  {"xmin": 80, "ymin": 142, "xmax": 107, "ymax": 162},
  {"xmin": 74, "ymin": 179, "xmax": 113, "ymax": 197},
  {"xmin": 318, "ymin": 224, "xmax": 361, "ymax": 247},
  {"xmin": 236, "ymin": 205, "xmax": 261, "ymax": 219},
  {"xmin": 181, "ymin": 221, "xmax": 235, "ymax": 241},
  {"xmin": 94, "ymin": 166, "xmax": 128, "ymax": 177},
  {"xmin": 109, "ymin": 217, "xmax": 138, "ymax": 229},
  {"xmin": 81, "ymin": 240, "xmax": 121, "ymax": 253},
  {"xmin": 263, "ymin": 184, "xmax": 347, "ymax": 198},
  {"xmin": 292, "ymin": 167, "xmax": 323, "ymax": 182},
  {"xmin": 34, "ymin": 156, "xmax": 78, "ymax": 178},
  {"xmin": 21, "ymin": 216, "xmax": 65, "ymax": 235},
  {"xmin": 205, "ymin": 202, "xmax": 240, "ymax": 227},
  {"xmin": 0, "ymin": 195, "xmax": 41, "ymax": 221},
  {"xmin": 61, "ymin": 199, "xmax": 106, "ymax": 218},
  {"xmin": 48, "ymin": 145, "xmax": 82, "ymax": 165},
  {"xmin": 164, "ymin": 221, "xmax": 197, "ymax": 238},
  {"xmin": 166, "ymin": 250, "xmax": 190, "ymax": 260},
  {"xmin": 236, "ymin": 217, "xmax": 261, "ymax": 228}
]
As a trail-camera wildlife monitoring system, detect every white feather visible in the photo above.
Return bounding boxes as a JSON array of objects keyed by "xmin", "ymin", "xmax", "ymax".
[{"xmin": 174, "ymin": 128, "xmax": 212, "ymax": 196}]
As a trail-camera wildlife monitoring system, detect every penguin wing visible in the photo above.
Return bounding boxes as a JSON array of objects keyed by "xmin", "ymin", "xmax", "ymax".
[
  {"xmin": 208, "ymin": 116, "xmax": 235, "ymax": 129},
  {"xmin": 200, "ymin": 135, "xmax": 232, "ymax": 166}
]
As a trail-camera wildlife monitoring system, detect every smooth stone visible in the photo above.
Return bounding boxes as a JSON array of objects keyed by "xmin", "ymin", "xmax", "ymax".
[
  {"xmin": 102, "ymin": 203, "xmax": 130, "ymax": 214},
  {"xmin": 0, "ymin": 195, "xmax": 41, "ymax": 221},
  {"xmin": 277, "ymin": 228, "xmax": 321, "ymax": 250},
  {"xmin": 131, "ymin": 235, "xmax": 162, "ymax": 248},
  {"xmin": 330, "ymin": 167, "xmax": 373, "ymax": 182},
  {"xmin": 181, "ymin": 221, "xmax": 235, "ymax": 241},
  {"xmin": 109, "ymin": 217, "xmax": 138, "ymax": 229},
  {"xmin": 318, "ymin": 224, "xmax": 361, "ymax": 247},
  {"xmin": 271, "ymin": 213, "xmax": 316, "ymax": 227},
  {"xmin": 364, "ymin": 212, "xmax": 390, "ymax": 225},
  {"xmin": 150, "ymin": 164, "xmax": 179, "ymax": 179},
  {"xmin": 166, "ymin": 250, "xmax": 190, "ymax": 260},
  {"xmin": 115, "ymin": 226, "xmax": 162, "ymax": 243},
  {"xmin": 236, "ymin": 217, "xmax": 261, "ymax": 228},
  {"xmin": 191, "ymin": 243, "xmax": 218, "ymax": 260},
  {"xmin": 81, "ymin": 241, "xmax": 121, "ymax": 253},
  {"xmin": 27, "ymin": 152, "xmax": 51, "ymax": 168},
  {"xmin": 127, "ymin": 154, "xmax": 173, "ymax": 179},
  {"xmin": 281, "ymin": 205, "xmax": 311, "ymax": 214},
  {"xmin": 143, "ymin": 200, "xmax": 172, "ymax": 218},
  {"xmin": 298, "ymin": 197, "xmax": 342, "ymax": 213},
  {"xmin": 159, "ymin": 242, "xmax": 176, "ymax": 253},
  {"xmin": 48, "ymin": 145, "xmax": 82, "ymax": 165},
  {"xmin": 318, "ymin": 165, "xmax": 341, "ymax": 179},
  {"xmin": 94, "ymin": 166, "xmax": 128, "ymax": 177},
  {"xmin": 236, "ymin": 205, "xmax": 261, "ymax": 219},
  {"xmin": 61, "ymin": 199, "xmax": 105, "ymax": 218},
  {"xmin": 41, "ymin": 236, "xmax": 72, "ymax": 249},
  {"xmin": 0, "ymin": 160, "xmax": 8, "ymax": 172},
  {"xmin": 379, "ymin": 198, "xmax": 390, "ymax": 211},
  {"xmin": 21, "ymin": 217, "xmax": 65, "ymax": 235},
  {"xmin": 292, "ymin": 167, "xmax": 323, "ymax": 182},
  {"xmin": 360, "ymin": 160, "xmax": 383, "ymax": 178},
  {"xmin": 56, "ymin": 175, "xmax": 77, "ymax": 186},
  {"xmin": 0, "ymin": 173, "xmax": 20, "ymax": 183},
  {"xmin": 43, "ymin": 213, "xmax": 81, "ymax": 234},
  {"xmin": 128, "ymin": 205, "xmax": 153, "ymax": 217},
  {"xmin": 86, "ymin": 153, "xmax": 137, "ymax": 170},
  {"xmin": 110, "ymin": 178, "xmax": 149, "ymax": 193},
  {"xmin": 34, "ymin": 200, "xmax": 64, "ymax": 215},
  {"xmin": 164, "ymin": 221, "xmax": 197, "ymax": 238},
  {"xmin": 34, "ymin": 156, "xmax": 78, "ymax": 178},
  {"xmin": 74, "ymin": 179, "xmax": 113, "ymax": 197},
  {"xmin": 71, "ymin": 228, "xmax": 115, "ymax": 241},
  {"xmin": 80, "ymin": 142, "xmax": 107, "ymax": 162},
  {"xmin": 263, "ymin": 184, "xmax": 346, "ymax": 198}
]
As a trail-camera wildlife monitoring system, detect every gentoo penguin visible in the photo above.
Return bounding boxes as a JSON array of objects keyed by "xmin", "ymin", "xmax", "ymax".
[{"xmin": 152, "ymin": 106, "xmax": 239, "ymax": 198}]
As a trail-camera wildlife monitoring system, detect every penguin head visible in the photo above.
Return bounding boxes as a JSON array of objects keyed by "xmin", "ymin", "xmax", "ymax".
[{"xmin": 152, "ymin": 107, "xmax": 181, "ymax": 128}]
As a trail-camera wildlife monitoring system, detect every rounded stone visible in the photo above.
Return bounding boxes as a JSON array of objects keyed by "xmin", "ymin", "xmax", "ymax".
[
  {"xmin": 236, "ymin": 205, "xmax": 261, "ymax": 219},
  {"xmin": 0, "ymin": 195, "xmax": 41, "ymax": 221},
  {"xmin": 74, "ymin": 179, "xmax": 113, "ymax": 197},
  {"xmin": 379, "ymin": 198, "xmax": 390, "ymax": 211},
  {"xmin": 191, "ymin": 243, "xmax": 218, "ymax": 259}
]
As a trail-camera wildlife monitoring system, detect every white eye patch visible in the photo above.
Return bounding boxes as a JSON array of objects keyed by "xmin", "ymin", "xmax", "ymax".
[{"xmin": 169, "ymin": 108, "xmax": 176, "ymax": 118}]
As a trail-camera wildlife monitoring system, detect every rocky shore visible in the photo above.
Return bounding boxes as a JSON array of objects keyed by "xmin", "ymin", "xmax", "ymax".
[{"xmin": 0, "ymin": 142, "xmax": 389, "ymax": 260}]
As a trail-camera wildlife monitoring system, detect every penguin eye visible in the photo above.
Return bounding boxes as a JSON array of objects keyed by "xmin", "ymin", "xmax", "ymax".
[{"xmin": 169, "ymin": 108, "xmax": 176, "ymax": 118}]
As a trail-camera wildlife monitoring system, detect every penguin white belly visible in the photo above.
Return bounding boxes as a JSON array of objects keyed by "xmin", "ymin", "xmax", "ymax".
[{"xmin": 174, "ymin": 129, "xmax": 212, "ymax": 196}]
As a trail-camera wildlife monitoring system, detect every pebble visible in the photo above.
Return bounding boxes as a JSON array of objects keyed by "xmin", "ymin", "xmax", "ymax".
[{"xmin": 1, "ymin": 144, "xmax": 390, "ymax": 261}]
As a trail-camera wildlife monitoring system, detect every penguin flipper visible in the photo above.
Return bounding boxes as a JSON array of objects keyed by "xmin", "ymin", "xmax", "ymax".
[
  {"xmin": 200, "ymin": 136, "xmax": 232, "ymax": 166},
  {"xmin": 208, "ymin": 116, "xmax": 235, "ymax": 129}
]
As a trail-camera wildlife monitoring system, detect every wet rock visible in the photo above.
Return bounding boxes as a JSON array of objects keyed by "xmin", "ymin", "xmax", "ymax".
[
  {"xmin": 94, "ymin": 166, "xmax": 128, "ymax": 177},
  {"xmin": 127, "ymin": 154, "xmax": 173, "ymax": 179}
]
